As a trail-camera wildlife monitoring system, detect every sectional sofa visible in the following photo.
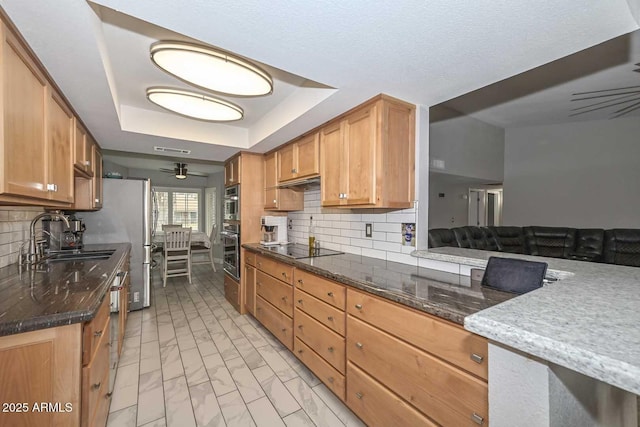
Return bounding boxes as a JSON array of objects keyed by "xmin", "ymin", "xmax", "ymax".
[{"xmin": 428, "ymin": 226, "xmax": 640, "ymax": 267}]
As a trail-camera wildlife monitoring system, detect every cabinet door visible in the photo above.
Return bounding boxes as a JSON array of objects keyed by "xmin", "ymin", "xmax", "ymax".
[
  {"xmin": 277, "ymin": 143, "xmax": 295, "ymax": 182},
  {"xmin": 47, "ymin": 89, "xmax": 74, "ymax": 203},
  {"xmin": 1, "ymin": 24, "xmax": 48, "ymax": 200},
  {"xmin": 74, "ymin": 121, "xmax": 90, "ymax": 174},
  {"xmin": 225, "ymin": 157, "xmax": 241, "ymax": 186},
  {"xmin": 264, "ymin": 152, "xmax": 277, "ymax": 188},
  {"xmin": 244, "ymin": 264, "xmax": 256, "ymax": 316},
  {"xmin": 295, "ymin": 132, "xmax": 319, "ymax": 178},
  {"xmin": 92, "ymin": 145, "xmax": 102, "ymax": 208},
  {"xmin": 344, "ymin": 105, "xmax": 376, "ymax": 206},
  {"xmin": 320, "ymin": 122, "xmax": 344, "ymax": 206},
  {"xmin": 264, "ymin": 187, "xmax": 278, "ymax": 210}
]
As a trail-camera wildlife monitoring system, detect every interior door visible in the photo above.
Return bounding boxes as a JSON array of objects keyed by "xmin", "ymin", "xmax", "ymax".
[{"xmin": 468, "ymin": 189, "xmax": 487, "ymax": 226}]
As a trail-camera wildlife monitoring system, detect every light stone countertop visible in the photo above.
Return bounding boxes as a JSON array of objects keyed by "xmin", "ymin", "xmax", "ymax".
[{"xmin": 412, "ymin": 247, "xmax": 640, "ymax": 395}]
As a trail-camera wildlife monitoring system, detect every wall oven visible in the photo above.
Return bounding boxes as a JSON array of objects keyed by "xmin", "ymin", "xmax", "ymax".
[
  {"xmin": 224, "ymin": 185, "xmax": 240, "ymax": 221},
  {"xmin": 221, "ymin": 223, "xmax": 240, "ymax": 280}
]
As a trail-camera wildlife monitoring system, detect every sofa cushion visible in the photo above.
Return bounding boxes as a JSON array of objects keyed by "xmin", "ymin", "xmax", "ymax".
[
  {"xmin": 525, "ymin": 226, "xmax": 576, "ymax": 259},
  {"xmin": 428, "ymin": 228, "xmax": 458, "ymax": 248},
  {"xmin": 568, "ymin": 229, "xmax": 604, "ymax": 262},
  {"xmin": 603, "ymin": 229, "xmax": 640, "ymax": 267},
  {"xmin": 488, "ymin": 226, "xmax": 525, "ymax": 253},
  {"xmin": 452, "ymin": 227, "xmax": 473, "ymax": 248}
]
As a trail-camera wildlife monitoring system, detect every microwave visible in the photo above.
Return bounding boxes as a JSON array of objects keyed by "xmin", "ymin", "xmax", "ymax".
[{"xmin": 224, "ymin": 185, "xmax": 240, "ymax": 221}]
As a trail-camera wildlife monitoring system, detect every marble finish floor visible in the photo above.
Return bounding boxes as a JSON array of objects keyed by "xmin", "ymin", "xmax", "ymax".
[{"xmin": 107, "ymin": 265, "xmax": 365, "ymax": 427}]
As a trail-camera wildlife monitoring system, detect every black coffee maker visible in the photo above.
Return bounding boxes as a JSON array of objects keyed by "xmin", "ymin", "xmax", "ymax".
[{"xmin": 43, "ymin": 215, "xmax": 85, "ymax": 251}]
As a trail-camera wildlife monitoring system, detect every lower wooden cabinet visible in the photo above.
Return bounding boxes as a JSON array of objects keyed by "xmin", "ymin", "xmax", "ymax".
[
  {"xmin": 82, "ymin": 317, "xmax": 111, "ymax": 427},
  {"xmin": 294, "ymin": 309, "xmax": 345, "ymax": 373},
  {"xmin": 256, "ymin": 296, "xmax": 293, "ymax": 350},
  {"xmin": 295, "ymin": 338, "xmax": 345, "ymax": 400},
  {"xmin": 224, "ymin": 274, "xmax": 241, "ymax": 312},
  {"xmin": 244, "ymin": 263, "xmax": 256, "ymax": 316}
]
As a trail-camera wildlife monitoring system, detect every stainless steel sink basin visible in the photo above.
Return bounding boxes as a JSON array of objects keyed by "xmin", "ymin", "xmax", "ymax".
[{"xmin": 42, "ymin": 250, "xmax": 115, "ymax": 263}]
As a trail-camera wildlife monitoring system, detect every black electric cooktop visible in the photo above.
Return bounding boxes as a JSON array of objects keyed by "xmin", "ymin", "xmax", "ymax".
[{"xmin": 261, "ymin": 244, "xmax": 344, "ymax": 259}]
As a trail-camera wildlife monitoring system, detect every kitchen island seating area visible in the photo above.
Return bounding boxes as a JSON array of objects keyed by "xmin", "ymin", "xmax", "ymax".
[{"xmin": 428, "ymin": 226, "xmax": 640, "ymax": 267}]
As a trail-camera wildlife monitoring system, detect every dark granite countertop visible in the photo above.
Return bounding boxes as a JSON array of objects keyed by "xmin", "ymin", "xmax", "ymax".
[
  {"xmin": 243, "ymin": 243, "xmax": 514, "ymax": 325},
  {"xmin": 0, "ymin": 243, "xmax": 131, "ymax": 336}
]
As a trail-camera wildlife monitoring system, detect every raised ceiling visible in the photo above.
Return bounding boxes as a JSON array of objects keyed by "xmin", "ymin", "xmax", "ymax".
[{"xmin": 0, "ymin": 0, "xmax": 638, "ymax": 162}]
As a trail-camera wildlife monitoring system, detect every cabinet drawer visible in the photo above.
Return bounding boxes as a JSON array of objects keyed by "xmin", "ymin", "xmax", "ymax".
[
  {"xmin": 82, "ymin": 317, "xmax": 110, "ymax": 427},
  {"xmin": 256, "ymin": 255, "xmax": 293, "ymax": 285},
  {"xmin": 256, "ymin": 296, "xmax": 293, "ymax": 350},
  {"xmin": 86, "ymin": 376, "xmax": 111, "ymax": 427},
  {"xmin": 82, "ymin": 295, "xmax": 110, "ymax": 365},
  {"xmin": 256, "ymin": 271, "xmax": 293, "ymax": 317},
  {"xmin": 294, "ymin": 269, "xmax": 345, "ymax": 310},
  {"xmin": 346, "ymin": 362, "xmax": 437, "ymax": 427},
  {"xmin": 346, "ymin": 289, "xmax": 488, "ymax": 380},
  {"xmin": 245, "ymin": 251, "xmax": 257, "ymax": 267},
  {"xmin": 347, "ymin": 316, "xmax": 488, "ymax": 427},
  {"xmin": 294, "ymin": 288, "xmax": 345, "ymax": 336},
  {"xmin": 295, "ymin": 338, "xmax": 345, "ymax": 401},
  {"xmin": 294, "ymin": 309, "xmax": 345, "ymax": 374},
  {"xmin": 224, "ymin": 274, "xmax": 240, "ymax": 312}
]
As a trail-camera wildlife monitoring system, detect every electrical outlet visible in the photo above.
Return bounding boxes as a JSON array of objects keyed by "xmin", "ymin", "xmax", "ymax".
[
  {"xmin": 365, "ymin": 223, "xmax": 372, "ymax": 237},
  {"xmin": 288, "ymin": 219, "xmax": 293, "ymax": 230},
  {"xmin": 134, "ymin": 291, "xmax": 140, "ymax": 303}
]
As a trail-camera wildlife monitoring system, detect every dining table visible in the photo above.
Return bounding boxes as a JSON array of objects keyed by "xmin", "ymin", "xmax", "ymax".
[{"xmin": 153, "ymin": 229, "xmax": 211, "ymax": 248}]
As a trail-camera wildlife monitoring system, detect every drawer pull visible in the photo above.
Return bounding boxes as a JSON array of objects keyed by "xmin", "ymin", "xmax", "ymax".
[
  {"xmin": 281, "ymin": 296, "xmax": 287, "ymax": 301},
  {"xmin": 94, "ymin": 330, "xmax": 103, "ymax": 337},
  {"xmin": 282, "ymin": 272, "xmax": 287, "ymax": 278},
  {"xmin": 92, "ymin": 382, "xmax": 101, "ymax": 390},
  {"xmin": 328, "ymin": 376, "xmax": 334, "ymax": 383},
  {"xmin": 105, "ymin": 392, "xmax": 112, "ymax": 398},
  {"xmin": 327, "ymin": 346, "xmax": 334, "ymax": 353},
  {"xmin": 471, "ymin": 353, "xmax": 484, "ymax": 364},
  {"xmin": 281, "ymin": 328, "xmax": 287, "ymax": 332},
  {"xmin": 298, "ymin": 299, "xmax": 303, "ymax": 304},
  {"xmin": 298, "ymin": 349, "xmax": 303, "ymax": 354},
  {"xmin": 471, "ymin": 413, "xmax": 484, "ymax": 425},
  {"xmin": 258, "ymin": 262, "xmax": 262, "ymax": 267},
  {"xmin": 327, "ymin": 291, "xmax": 334, "ymax": 297},
  {"xmin": 355, "ymin": 392, "xmax": 363, "ymax": 399},
  {"xmin": 297, "ymin": 279, "xmax": 304, "ymax": 285},
  {"xmin": 355, "ymin": 342, "xmax": 364, "ymax": 349},
  {"xmin": 327, "ymin": 316, "xmax": 334, "ymax": 321},
  {"xmin": 257, "ymin": 281, "xmax": 262, "ymax": 286},
  {"xmin": 298, "ymin": 324, "xmax": 304, "ymax": 329},
  {"xmin": 355, "ymin": 304, "xmax": 363, "ymax": 310}
]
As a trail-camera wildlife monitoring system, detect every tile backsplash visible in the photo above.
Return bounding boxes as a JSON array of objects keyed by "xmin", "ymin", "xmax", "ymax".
[
  {"xmin": 0, "ymin": 207, "xmax": 44, "ymax": 268},
  {"xmin": 287, "ymin": 190, "xmax": 418, "ymax": 265}
]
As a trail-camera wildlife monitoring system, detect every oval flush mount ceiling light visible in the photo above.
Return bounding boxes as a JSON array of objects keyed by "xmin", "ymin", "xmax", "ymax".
[
  {"xmin": 147, "ymin": 88, "xmax": 243, "ymax": 122},
  {"xmin": 150, "ymin": 41, "xmax": 273, "ymax": 97}
]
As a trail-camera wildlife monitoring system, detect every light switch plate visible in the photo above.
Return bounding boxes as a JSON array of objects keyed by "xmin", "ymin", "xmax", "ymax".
[{"xmin": 365, "ymin": 223, "xmax": 372, "ymax": 237}]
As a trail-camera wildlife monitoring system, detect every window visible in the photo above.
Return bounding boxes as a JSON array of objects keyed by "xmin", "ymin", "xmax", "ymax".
[
  {"xmin": 154, "ymin": 187, "xmax": 201, "ymax": 231},
  {"xmin": 205, "ymin": 187, "xmax": 218, "ymax": 236}
]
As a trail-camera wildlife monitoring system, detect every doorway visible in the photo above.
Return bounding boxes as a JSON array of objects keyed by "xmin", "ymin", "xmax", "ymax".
[{"xmin": 468, "ymin": 188, "xmax": 502, "ymax": 226}]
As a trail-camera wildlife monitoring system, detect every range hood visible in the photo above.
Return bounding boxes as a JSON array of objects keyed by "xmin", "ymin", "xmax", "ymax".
[{"xmin": 277, "ymin": 176, "xmax": 321, "ymax": 190}]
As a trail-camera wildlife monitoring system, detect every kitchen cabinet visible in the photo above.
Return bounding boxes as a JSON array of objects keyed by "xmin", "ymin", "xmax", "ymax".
[
  {"xmin": 224, "ymin": 274, "xmax": 241, "ymax": 312},
  {"xmin": 244, "ymin": 251, "xmax": 256, "ymax": 315},
  {"xmin": 224, "ymin": 155, "xmax": 241, "ymax": 186},
  {"xmin": 346, "ymin": 289, "xmax": 488, "ymax": 426},
  {"xmin": 320, "ymin": 95, "xmax": 415, "ymax": 208},
  {"xmin": 47, "ymin": 88, "xmax": 75, "ymax": 203},
  {"xmin": 0, "ymin": 323, "xmax": 82, "ymax": 427},
  {"xmin": 293, "ymin": 270, "xmax": 347, "ymax": 400},
  {"xmin": 72, "ymin": 140, "xmax": 103, "ymax": 211},
  {"xmin": 74, "ymin": 121, "xmax": 93, "ymax": 178},
  {"xmin": 277, "ymin": 132, "xmax": 320, "ymax": 183},
  {"xmin": 264, "ymin": 151, "xmax": 303, "ymax": 211}
]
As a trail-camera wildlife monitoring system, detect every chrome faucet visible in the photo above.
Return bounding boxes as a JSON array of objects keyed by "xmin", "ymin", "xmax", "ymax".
[{"xmin": 28, "ymin": 212, "xmax": 70, "ymax": 264}]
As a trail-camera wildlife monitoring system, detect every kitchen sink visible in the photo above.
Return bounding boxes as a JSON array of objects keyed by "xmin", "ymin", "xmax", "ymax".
[{"xmin": 42, "ymin": 249, "xmax": 116, "ymax": 263}]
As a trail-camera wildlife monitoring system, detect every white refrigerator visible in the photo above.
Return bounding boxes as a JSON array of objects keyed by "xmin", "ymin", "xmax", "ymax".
[{"xmin": 82, "ymin": 178, "xmax": 153, "ymax": 311}]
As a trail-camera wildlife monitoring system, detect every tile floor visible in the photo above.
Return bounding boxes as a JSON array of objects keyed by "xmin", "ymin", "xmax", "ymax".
[{"xmin": 106, "ymin": 265, "xmax": 365, "ymax": 427}]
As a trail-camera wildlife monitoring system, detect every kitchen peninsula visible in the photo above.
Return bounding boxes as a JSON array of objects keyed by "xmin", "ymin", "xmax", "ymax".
[
  {"xmin": 0, "ymin": 243, "xmax": 130, "ymax": 427},
  {"xmin": 415, "ymin": 246, "xmax": 640, "ymax": 426},
  {"xmin": 244, "ymin": 242, "xmax": 514, "ymax": 426}
]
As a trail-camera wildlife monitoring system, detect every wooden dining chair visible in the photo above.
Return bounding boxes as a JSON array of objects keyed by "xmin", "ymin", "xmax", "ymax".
[
  {"xmin": 162, "ymin": 224, "xmax": 181, "ymax": 230},
  {"xmin": 162, "ymin": 226, "xmax": 192, "ymax": 287},
  {"xmin": 191, "ymin": 225, "xmax": 217, "ymax": 272}
]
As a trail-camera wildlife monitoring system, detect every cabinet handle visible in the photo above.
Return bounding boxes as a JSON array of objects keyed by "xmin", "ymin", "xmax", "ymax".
[
  {"xmin": 85, "ymin": 160, "xmax": 91, "ymax": 166},
  {"xmin": 327, "ymin": 346, "xmax": 334, "ymax": 353},
  {"xmin": 95, "ymin": 198, "xmax": 100, "ymax": 203},
  {"xmin": 298, "ymin": 349, "xmax": 303, "ymax": 354},
  {"xmin": 281, "ymin": 296, "xmax": 287, "ymax": 301},
  {"xmin": 281, "ymin": 328, "xmax": 287, "ymax": 332},
  {"xmin": 297, "ymin": 279, "xmax": 303, "ymax": 285},
  {"xmin": 92, "ymin": 382, "xmax": 101, "ymax": 390},
  {"xmin": 355, "ymin": 342, "xmax": 363, "ymax": 349},
  {"xmin": 471, "ymin": 413, "xmax": 484, "ymax": 425},
  {"xmin": 355, "ymin": 304, "xmax": 363, "ymax": 310},
  {"xmin": 328, "ymin": 376, "xmax": 334, "ymax": 383},
  {"xmin": 297, "ymin": 299, "xmax": 303, "ymax": 304},
  {"xmin": 258, "ymin": 262, "xmax": 262, "ymax": 267},
  {"xmin": 471, "ymin": 353, "xmax": 484, "ymax": 364},
  {"xmin": 298, "ymin": 324, "xmax": 303, "ymax": 329},
  {"xmin": 327, "ymin": 291, "xmax": 334, "ymax": 297},
  {"xmin": 94, "ymin": 330, "xmax": 103, "ymax": 337},
  {"xmin": 257, "ymin": 281, "xmax": 262, "ymax": 286},
  {"xmin": 355, "ymin": 392, "xmax": 363, "ymax": 399},
  {"xmin": 292, "ymin": 168, "xmax": 297, "ymax": 173},
  {"xmin": 273, "ymin": 199, "xmax": 277, "ymax": 203},
  {"xmin": 281, "ymin": 272, "xmax": 287, "ymax": 278},
  {"xmin": 46, "ymin": 183, "xmax": 58, "ymax": 192},
  {"xmin": 327, "ymin": 316, "xmax": 333, "ymax": 321},
  {"xmin": 105, "ymin": 392, "xmax": 112, "ymax": 398}
]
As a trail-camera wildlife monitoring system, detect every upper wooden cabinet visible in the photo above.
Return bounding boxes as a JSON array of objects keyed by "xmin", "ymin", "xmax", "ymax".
[
  {"xmin": 47, "ymin": 89, "xmax": 75, "ymax": 203},
  {"xmin": 264, "ymin": 151, "xmax": 303, "ymax": 211},
  {"xmin": 74, "ymin": 121, "xmax": 94, "ymax": 178},
  {"xmin": 277, "ymin": 132, "xmax": 319, "ymax": 183},
  {"xmin": 72, "ymin": 141, "xmax": 102, "ymax": 211},
  {"xmin": 225, "ymin": 156, "xmax": 241, "ymax": 186},
  {"xmin": 320, "ymin": 95, "xmax": 415, "ymax": 208}
]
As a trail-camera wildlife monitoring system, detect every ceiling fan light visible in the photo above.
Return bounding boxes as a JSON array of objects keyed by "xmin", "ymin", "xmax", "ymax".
[
  {"xmin": 147, "ymin": 88, "xmax": 243, "ymax": 122},
  {"xmin": 150, "ymin": 41, "xmax": 273, "ymax": 97},
  {"xmin": 175, "ymin": 163, "xmax": 188, "ymax": 179}
]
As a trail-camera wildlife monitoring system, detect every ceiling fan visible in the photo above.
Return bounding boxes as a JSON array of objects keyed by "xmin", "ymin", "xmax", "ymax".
[{"xmin": 159, "ymin": 162, "xmax": 209, "ymax": 179}]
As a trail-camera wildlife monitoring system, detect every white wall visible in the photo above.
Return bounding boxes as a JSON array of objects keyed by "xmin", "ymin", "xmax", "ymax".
[
  {"xmin": 429, "ymin": 111, "xmax": 505, "ymax": 182},
  {"xmin": 428, "ymin": 174, "xmax": 471, "ymax": 229},
  {"xmin": 0, "ymin": 207, "xmax": 45, "ymax": 268},
  {"xmin": 503, "ymin": 116, "xmax": 640, "ymax": 228},
  {"xmin": 287, "ymin": 190, "xmax": 418, "ymax": 265},
  {"xmin": 103, "ymin": 160, "xmax": 129, "ymax": 178}
]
